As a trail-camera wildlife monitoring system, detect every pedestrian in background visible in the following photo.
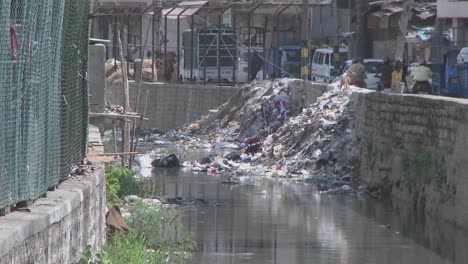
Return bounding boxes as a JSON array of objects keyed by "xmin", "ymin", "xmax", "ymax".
[
  {"xmin": 378, "ymin": 58, "xmax": 392, "ymax": 91},
  {"xmin": 256, "ymin": 66, "xmax": 264, "ymax": 81},
  {"xmin": 392, "ymin": 60, "xmax": 404, "ymax": 93},
  {"xmin": 251, "ymin": 52, "xmax": 262, "ymax": 81},
  {"xmin": 410, "ymin": 61, "xmax": 432, "ymax": 94}
]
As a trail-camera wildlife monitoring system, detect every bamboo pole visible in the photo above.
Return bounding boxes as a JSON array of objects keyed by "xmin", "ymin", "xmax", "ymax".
[
  {"xmin": 130, "ymin": 16, "xmax": 153, "ymax": 168},
  {"xmin": 112, "ymin": 120, "xmax": 118, "ymax": 153},
  {"xmin": 133, "ymin": 89, "xmax": 149, "ymax": 153},
  {"xmin": 118, "ymin": 28, "xmax": 131, "ymax": 166}
]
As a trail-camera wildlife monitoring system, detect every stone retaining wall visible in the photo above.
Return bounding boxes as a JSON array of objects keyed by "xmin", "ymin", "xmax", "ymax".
[
  {"xmin": 0, "ymin": 165, "xmax": 106, "ymax": 263},
  {"xmin": 350, "ymin": 90, "xmax": 468, "ymax": 228}
]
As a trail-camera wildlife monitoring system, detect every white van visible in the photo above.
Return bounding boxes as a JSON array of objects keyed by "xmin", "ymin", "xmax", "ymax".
[
  {"xmin": 457, "ymin": 47, "xmax": 468, "ymax": 64},
  {"xmin": 311, "ymin": 48, "xmax": 336, "ymax": 83}
]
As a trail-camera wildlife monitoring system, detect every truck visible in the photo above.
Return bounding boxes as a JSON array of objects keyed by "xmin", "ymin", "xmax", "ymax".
[
  {"xmin": 182, "ymin": 27, "xmax": 307, "ymax": 83},
  {"xmin": 182, "ymin": 27, "xmax": 237, "ymax": 82},
  {"xmin": 264, "ymin": 45, "xmax": 305, "ymax": 79}
]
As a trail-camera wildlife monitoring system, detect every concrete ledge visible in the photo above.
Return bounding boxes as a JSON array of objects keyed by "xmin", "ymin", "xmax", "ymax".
[{"xmin": 0, "ymin": 165, "xmax": 106, "ymax": 264}]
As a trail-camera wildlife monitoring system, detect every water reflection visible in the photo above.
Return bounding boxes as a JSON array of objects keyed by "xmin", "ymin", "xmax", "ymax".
[{"xmin": 146, "ymin": 166, "xmax": 459, "ymax": 264}]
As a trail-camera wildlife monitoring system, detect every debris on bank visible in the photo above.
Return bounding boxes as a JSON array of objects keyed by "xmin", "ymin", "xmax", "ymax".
[
  {"xmin": 150, "ymin": 78, "xmax": 364, "ymax": 195},
  {"xmin": 127, "ymin": 78, "xmax": 368, "ymax": 196}
]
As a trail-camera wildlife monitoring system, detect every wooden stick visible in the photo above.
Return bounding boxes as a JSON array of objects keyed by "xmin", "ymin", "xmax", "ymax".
[
  {"xmin": 96, "ymin": 152, "xmax": 138, "ymax": 156},
  {"xmin": 133, "ymin": 89, "xmax": 149, "ymax": 153},
  {"xmin": 130, "ymin": 19, "xmax": 150, "ymax": 169},
  {"xmin": 117, "ymin": 29, "xmax": 130, "ymax": 114},
  {"xmin": 90, "ymin": 112, "xmax": 148, "ymax": 120},
  {"xmin": 112, "ymin": 121, "xmax": 118, "ymax": 153}
]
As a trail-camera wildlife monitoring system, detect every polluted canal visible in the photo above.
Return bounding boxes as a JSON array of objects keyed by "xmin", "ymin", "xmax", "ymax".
[{"xmin": 131, "ymin": 79, "xmax": 461, "ymax": 263}]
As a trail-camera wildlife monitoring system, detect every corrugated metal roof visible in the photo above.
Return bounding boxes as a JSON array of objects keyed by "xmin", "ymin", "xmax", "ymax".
[{"xmin": 162, "ymin": 1, "xmax": 208, "ymax": 18}]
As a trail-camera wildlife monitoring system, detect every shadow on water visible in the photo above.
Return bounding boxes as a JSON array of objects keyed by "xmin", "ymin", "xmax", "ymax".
[
  {"xmin": 138, "ymin": 146, "xmax": 466, "ymax": 264},
  {"xmin": 345, "ymin": 197, "xmax": 468, "ymax": 264}
]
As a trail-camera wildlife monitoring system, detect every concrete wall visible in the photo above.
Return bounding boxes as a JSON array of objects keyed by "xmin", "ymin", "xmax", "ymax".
[
  {"xmin": 105, "ymin": 81, "xmax": 239, "ymax": 131},
  {"xmin": 0, "ymin": 166, "xmax": 106, "ymax": 263},
  {"xmin": 437, "ymin": 0, "xmax": 468, "ymax": 18},
  {"xmin": 350, "ymin": 90, "xmax": 468, "ymax": 228},
  {"xmin": 310, "ymin": 6, "xmax": 350, "ymax": 44},
  {"xmin": 290, "ymin": 80, "xmax": 329, "ymax": 107},
  {"xmin": 372, "ymin": 40, "xmax": 397, "ymax": 60},
  {"xmin": 89, "ymin": 44, "xmax": 106, "ymax": 113}
]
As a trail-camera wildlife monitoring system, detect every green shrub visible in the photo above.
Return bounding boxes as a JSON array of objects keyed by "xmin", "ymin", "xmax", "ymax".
[
  {"xmin": 105, "ymin": 167, "xmax": 146, "ymax": 205},
  {"xmin": 128, "ymin": 201, "xmax": 192, "ymax": 251},
  {"xmin": 104, "ymin": 202, "xmax": 192, "ymax": 264},
  {"xmin": 403, "ymin": 147, "xmax": 446, "ymax": 192},
  {"xmin": 103, "ymin": 233, "xmax": 156, "ymax": 264},
  {"xmin": 98, "ymin": 167, "xmax": 192, "ymax": 264}
]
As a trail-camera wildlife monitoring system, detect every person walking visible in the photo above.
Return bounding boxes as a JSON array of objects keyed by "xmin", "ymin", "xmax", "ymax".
[
  {"xmin": 391, "ymin": 60, "xmax": 404, "ymax": 93},
  {"xmin": 378, "ymin": 58, "xmax": 392, "ymax": 91}
]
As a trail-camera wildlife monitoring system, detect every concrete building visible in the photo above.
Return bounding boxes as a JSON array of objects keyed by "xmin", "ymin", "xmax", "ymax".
[
  {"xmin": 437, "ymin": 0, "xmax": 468, "ymax": 47},
  {"xmin": 91, "ymin": 0, "xmax": 159, "ymax": 61},
  {"xmin": 365, "ymin": 1, "xmax": 438, "ymax": 61}
]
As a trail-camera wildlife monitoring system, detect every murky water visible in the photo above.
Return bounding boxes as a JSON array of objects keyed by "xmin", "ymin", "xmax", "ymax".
[{"xmin": 141, "ymin": 147, "xmax": 466, "ymax": 264}]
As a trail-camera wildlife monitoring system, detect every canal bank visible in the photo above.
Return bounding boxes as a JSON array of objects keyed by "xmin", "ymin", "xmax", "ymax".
[
  {"xmin": 124, "ymin": 78, "xmax": 468, "ymax": 238},
  {"xmin": 0, "ymin": 125, "xmax": 106, "ymax": 263},
  {"xmin": 179, "ymin": 79, "xmax": 468, "ymax": 231},
  {"xmin": 138, "ymin": 145, "xmax": 461, "ymax": 264},
  {"xmin": 351, "ymin": 90, "xmax": 468, "ymax": 230}
]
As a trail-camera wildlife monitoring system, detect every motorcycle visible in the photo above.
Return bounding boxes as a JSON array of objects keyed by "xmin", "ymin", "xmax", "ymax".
[
  {"xmin": 353, "ymin": 79, "xmax": 367, "ymax": 88},
  {"xmin": 412, "ymin": 80, "xmax": 432, "ymax": 94}
]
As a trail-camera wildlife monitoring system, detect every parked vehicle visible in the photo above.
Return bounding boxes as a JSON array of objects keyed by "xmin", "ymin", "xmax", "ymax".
[
  {"xmin": 182, "ymin": 27, "xmax": 304, "ymax": 83},
  {"xmin": 442, "ymin": 49, "xmax": 459, "ymax": 96},
  {"xmin": 412, "ymin": 81, "xmax": 432, "ymax": 94},
  {"xmin": 337, "ymin": 59, "xmax": 383, "ymax": 90},
  {"xmin": 182, "ymin": 27, "xmax": 238, "ymax": 82},
  {"xmin": 311, "ymin": 48, "xmax": 336, "ymax": 83},
  {"xmin": 279, "ymin": 45, "xmax": 302, "ymax": 78},
  {"xmin": 264, "ymin": 45, "xmax": 304, "ymax": 79},
  {"xmin": 457, "ymin": 47, "xmax": 468, "ymax": 64}
]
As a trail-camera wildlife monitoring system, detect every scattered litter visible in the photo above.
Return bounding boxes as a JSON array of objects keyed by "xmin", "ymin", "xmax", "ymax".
[
  {"xmin": 130, "ymin": 78, "xmax": 365, "ymax": 196},
  {"xmin": 151, "ymin": 154, "xmax": 181, "ymax": 168}
]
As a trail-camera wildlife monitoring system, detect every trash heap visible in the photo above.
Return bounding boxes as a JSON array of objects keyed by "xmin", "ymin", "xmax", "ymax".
[{"xmin": 174, "ymin": 78, "xmax": 366, "ymax": 194}]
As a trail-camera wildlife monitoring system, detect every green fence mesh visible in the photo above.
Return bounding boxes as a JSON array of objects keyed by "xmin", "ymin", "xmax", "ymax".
[{"xmin": 0, "ymin": 0, "xmax": 92, "ymax": 209}]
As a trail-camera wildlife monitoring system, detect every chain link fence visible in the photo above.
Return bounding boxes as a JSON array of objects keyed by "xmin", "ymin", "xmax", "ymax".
[{"xmin": 0, "ymin": 0, "xmax": 91, "ymax": 209}]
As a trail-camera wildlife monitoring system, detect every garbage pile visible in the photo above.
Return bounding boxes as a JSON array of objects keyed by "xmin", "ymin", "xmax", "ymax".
[{"xmin": 170, "ymin": 78, "xmax": 367, "ymax": 195}]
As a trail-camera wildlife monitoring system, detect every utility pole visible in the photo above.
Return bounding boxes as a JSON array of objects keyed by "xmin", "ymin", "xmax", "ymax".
[
  {"xmin": 334, "ymin": 0, "xmax": 339, "ymax": 45},
  {"xmin": 395, "ymin": 0, "xmax": 414, "ymax": 61},
  {"xmin": 354, "ymin": 0, "xmax": 367, "ymax": 58},
  {"xmin": 301, "ymin": 0, "xmax": 309, "ymax": 80}
]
